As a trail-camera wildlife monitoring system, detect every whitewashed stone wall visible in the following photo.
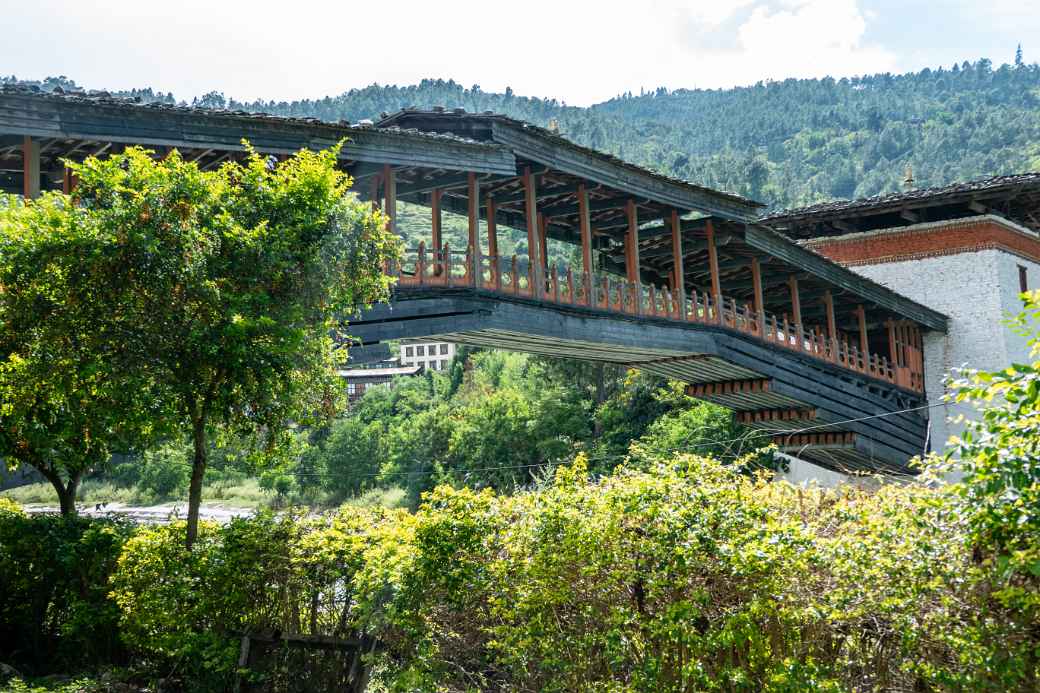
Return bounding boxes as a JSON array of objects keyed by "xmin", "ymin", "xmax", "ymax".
[{"xmin": 848, "ymin": 248, "xmax": 1040, "ymax": 453}]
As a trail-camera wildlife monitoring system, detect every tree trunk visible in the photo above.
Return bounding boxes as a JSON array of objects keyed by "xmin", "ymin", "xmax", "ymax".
[
  {"xmin": 38, "ymin": 467, "xmax": 81, "ymax": 517},
  {"xmin": 56, "ymin": 475, "xmax": 80, "ymax": 516},
  {"xmin": 185, "ymin": 415, "xmax": 208, "ymax": 550},
  {"xmin": 593, "ymin": 363, "xmax": 606, "ymax": 437}
]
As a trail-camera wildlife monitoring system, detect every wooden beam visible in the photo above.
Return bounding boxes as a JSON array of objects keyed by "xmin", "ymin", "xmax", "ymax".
[
  {"xmin": 22, "ymin": 136, "xmax": 40, "ymax": 199},
  {"xmin": 382, "ymin": 164, "xmax": 397, "ymax": 234},
  {"xmin": 670, "ymin": 209, "xmax": 686, "ymax": 305},
  {"xmin": 540, "ymin": 194, "xmax": 636, "ymax": 218},
  {"xmin": 578, "ymin": 183, "xmax": 593, "ymax": 276},
  {"xmin": 397, "ymin": 171, "xmax": 472, "ymax": 197},
  {"xmin": 491, "ymin": 179, "xmax": 569, "ymax": 206}
]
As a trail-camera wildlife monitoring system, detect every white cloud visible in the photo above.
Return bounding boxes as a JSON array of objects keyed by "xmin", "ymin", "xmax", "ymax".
[{"xmin": 1, "ymin": 0, "xmax": 899, "ymax": 106}]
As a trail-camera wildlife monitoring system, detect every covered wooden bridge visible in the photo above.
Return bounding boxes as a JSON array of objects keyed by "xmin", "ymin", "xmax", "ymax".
[{"xmin": 0, "ymin": 87, "xmax": 947, "ymax": 472}]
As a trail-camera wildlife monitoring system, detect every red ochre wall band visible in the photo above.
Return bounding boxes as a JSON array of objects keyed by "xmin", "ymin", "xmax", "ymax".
[{"xmin": 805, "ymin": 219, "xmax": 1040, "ymax": 266}]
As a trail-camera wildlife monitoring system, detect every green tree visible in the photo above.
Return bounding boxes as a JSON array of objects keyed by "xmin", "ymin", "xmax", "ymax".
[
  {"xmin": 67, "ymin": 144, "xmax": 399, "ymax": 546},
  {"xmin": 0, "ymin": 194, "xmax": 166, "ymax": 515}
]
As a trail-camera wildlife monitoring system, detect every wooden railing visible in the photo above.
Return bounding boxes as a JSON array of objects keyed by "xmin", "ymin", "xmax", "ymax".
[{"xmin": 388, "ymin": 243, "xmax": 925, "ymax": 393}]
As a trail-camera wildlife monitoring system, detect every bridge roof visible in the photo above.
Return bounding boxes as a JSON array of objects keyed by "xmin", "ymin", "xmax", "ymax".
[
  {"xmin": 0, "ymin": 85, "xmax": 518, "ymax": 184},
  {"xmin": 630, "ymin": 217, "xmax": 948, "ymax": 332},
  {"xmin": 376, "ymin": 108, "xmax": 761, "ymax": 223},
  {"xmin": 763, "ymin": 172, "xmax": 1040, "ymax": 239}
]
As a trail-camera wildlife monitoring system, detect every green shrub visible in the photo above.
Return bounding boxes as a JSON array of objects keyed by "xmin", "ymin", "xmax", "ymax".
[
  {"xmin": 103, "ymin": 452, "xmax": 1039, "ymax": 691},
  {"xmin": 0, "ymin": 509, "xmax": 136, "ymax": 675},
  {"xmin": 109, "ymin": 508, "xmax": 405, "ymax": 691}
]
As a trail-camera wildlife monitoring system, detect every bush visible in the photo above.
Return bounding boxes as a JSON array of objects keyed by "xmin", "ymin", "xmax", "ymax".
[
  {"xmin": 0, "ymin": 508, "xmax": 136, "ymax": 675},
  {"xmin": 103, "ymin": 453, "xmax": 1039, "ymax": 691},
  {"xmin": 109, "ymin": 508, "xmax": 406, "ymax": 691}
]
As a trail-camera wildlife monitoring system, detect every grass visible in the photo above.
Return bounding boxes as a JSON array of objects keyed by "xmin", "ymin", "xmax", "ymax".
[
  {"xmin": 2, "ymin": 478, "xmax": 411, "ymax": 512},
  {"xmin": 2, "ymin": 477, "xmax": 271, "ymax": 509}
]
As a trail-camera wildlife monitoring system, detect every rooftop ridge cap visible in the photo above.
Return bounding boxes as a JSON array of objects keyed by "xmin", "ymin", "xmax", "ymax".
[
  {"xmin": 799, "ymin": 214, "xmax": 1039, "ymax": 244},
  {"xmin": 764, "ymin": 171, "xmax": 1040, "ymax": 221}
]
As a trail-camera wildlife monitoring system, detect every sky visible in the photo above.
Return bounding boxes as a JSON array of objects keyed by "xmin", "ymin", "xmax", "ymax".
[{"xmin": 2, "ymin": 0, "xmax": 1037, "ymax": 106}]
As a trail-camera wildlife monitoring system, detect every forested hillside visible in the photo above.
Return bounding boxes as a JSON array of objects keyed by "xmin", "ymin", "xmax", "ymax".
[{"xmin": 7, "ymin": 55, "xmax": 1040, "ymax": 210}]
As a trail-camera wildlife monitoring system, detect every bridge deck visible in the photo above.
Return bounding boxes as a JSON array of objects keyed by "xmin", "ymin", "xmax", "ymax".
[
  {"xmin": 390, "ymin": 245, "xmax": 927, "ymax": 394},
  {"xmin": 353, "ymin": 280, "xmax": 929, "ymax": 473}
]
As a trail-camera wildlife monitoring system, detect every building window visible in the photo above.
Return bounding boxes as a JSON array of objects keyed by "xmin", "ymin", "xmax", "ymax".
[
  {"xmin": 405, "ymin": 346, "xmax": 414, "ymax": 357},
  {"xmin": 417, "ymin": 345, "xmax": 425, "ymax": 356},
  {"xmin": 439, "ymin": 344, "xmax": 448, "ymax": 355},
  {"xmin": 347, "ymin": 383, "xmax": 356, "ymax": 395},
  {"xmin": 440, "ymin": 360, "xmax": 448, "ymax": 370},
  {"xmin": 1019, "ymin": 265, "xmax": 1029, "ymax": 293}
]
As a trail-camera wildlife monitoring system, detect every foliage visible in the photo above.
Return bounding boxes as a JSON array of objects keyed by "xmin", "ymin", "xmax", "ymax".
[
  {"xmin": 109, "ymin": 508, "xmax": 408, "ymax": 691},
  {"xmin": 0, "ymin": 504, "xmax": 136, "ymax": 675},
  {"xmin": 294, "ymin": 352, "xmax": 767, "ymax": 505},
  {"xmin": 1, "ymin": 678, "xmax": 105, "ymax": 693},
  {"xmin": 63, "ymin": 143, "xmax": 400, "ymax": 545},
  {"xmin": 101, "ymin": 451, "xmax": 1038, "ymax": 691},
  {"xmin": 918, "ymin": 289, "xmax": 1040, "ymax": 681},
  {"xmin": 0, "ymin": 194, "xmax": 167, "ymax": 515}
]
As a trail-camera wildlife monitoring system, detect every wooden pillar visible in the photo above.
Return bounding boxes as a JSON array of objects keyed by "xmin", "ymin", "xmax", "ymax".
[
  {"xmin": 431, "ymin": 188, "xmax": 443, "ymax": 276},
  {"xmin": 62, "ymin": 166, "xmax": 75, "ymax": 195},
  {"xmin": 577, "ymin": 184, "xmax": 593, "ymax": 276},
  {"xmin": 523, "ymin": 167, "xmax": 542, "ymax": 295},
  {"xmin": 538, "ymin": 213, "xmax": 549, "ymax": 272},
  {"xmin": 788, "ymin": 275, "xmax": 802, "ymax": 336},
  {"xmin": 886, "ymin": 319, "xmax": 898, "ymax": 365},
  {"xmin": 431, "ymin": 188, "xmax": 442, "ymax": 249},
  {"xmin": 467, "ymin": 173, "xmax": 480, "ymax": 251},
  {"xmin": 382, "ymin": 165, "xmax": 396, "ymax": 234},
  {"xmin": 823, "ymin": 290, "xmax": 837, "ymax": 358},
  {"xmin": 856, "ymin": 305, "xmax": 869, "ymax": 362},
  {"xmin": 486, "ymin": 195, "xmax": 499, "ymax": 289},
  {"xmin": 22, "ymin": 136, "xmax": 40, "ymax": 199},
  {"xmin": 369, "ymin": 174, "xmax": 381, "ymax": 213},
  {"xmin": 670, "ymin": 209, "xmax": 685, "ymax": 307},
  {"xmin": 467, "ymin": 173, "xmax": 481, "ymax": 287},
  {"xmin": 705, "ymin": 218, "xmax": 722, "ymax": 307},
  {"xmin": 626, "ymin": 199, "xmax": 641, "ymax": 314},
  {"xmin": 750, "ymin": 257, "xmax": 764, "ymax": 331}
]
